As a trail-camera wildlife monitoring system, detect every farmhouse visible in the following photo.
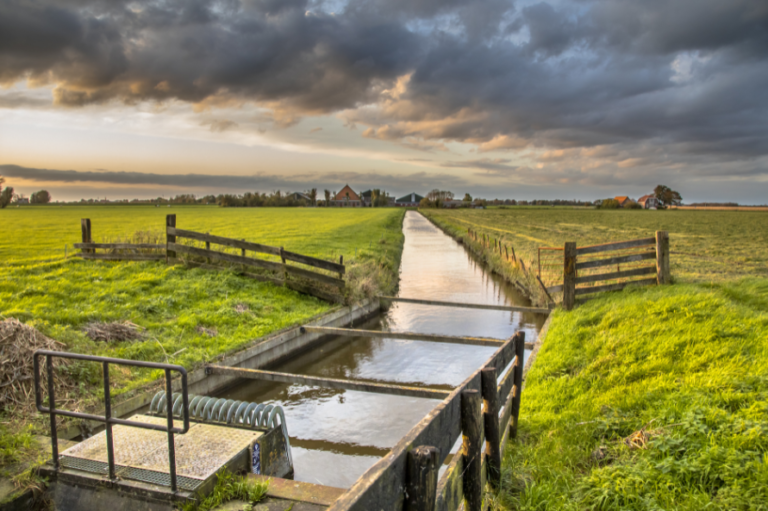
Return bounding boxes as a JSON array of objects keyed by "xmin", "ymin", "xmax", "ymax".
[
  {"xmin": 395, "ymin": 192, "xmax": 424, "ymax": 207},
  {"xmin": 331, "ymin": 185, "xmax": 362, "ymax": 207},
  {"xmin": 638, "ymin": 194, "xmax": 660, "ymax": 209},
  {"xmin": 614, "ymin": 196, "xmax": 631, "ymax": 207}
]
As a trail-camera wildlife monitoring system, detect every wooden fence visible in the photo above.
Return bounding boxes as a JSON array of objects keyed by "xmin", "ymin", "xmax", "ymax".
[
  {"xmin": 74, "ymin": 219, "xmax": 165, "ymax": 261},
  {"xmin": 327, "ymin": 331, "xmax": 526, "ymax": 511},
  {"xmin": 547, "ymin": 231, "xmax": 670, "ymax": 310},
  {"xmin": 74, "ymin": 215, "xmax": 346, "ymax": 302}
]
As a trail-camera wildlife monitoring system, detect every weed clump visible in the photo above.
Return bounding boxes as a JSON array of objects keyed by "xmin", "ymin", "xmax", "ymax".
[{"xmin": 0, "ymin": 318, "xmax": 70, "ymax": 411}]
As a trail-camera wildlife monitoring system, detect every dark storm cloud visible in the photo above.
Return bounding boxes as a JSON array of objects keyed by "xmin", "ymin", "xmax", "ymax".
[{"xmin": 2, "ymin": 0, "xmax": 768, "ymax": 178}]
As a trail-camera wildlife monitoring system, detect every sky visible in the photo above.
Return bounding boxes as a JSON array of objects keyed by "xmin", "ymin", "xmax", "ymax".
[{"xmin": 1, "ymin": 0, "xmax": 767, "ymax": 203}]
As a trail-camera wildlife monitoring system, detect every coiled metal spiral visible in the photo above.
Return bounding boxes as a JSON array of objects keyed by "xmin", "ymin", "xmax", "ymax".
[{"xmin": 148, "ymin": 391, "xmax": 292, "ymax": 466}]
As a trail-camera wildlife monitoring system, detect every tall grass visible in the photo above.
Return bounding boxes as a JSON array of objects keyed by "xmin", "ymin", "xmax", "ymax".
[{"xmin": 498, "ymin": 278, "xmax": 768, "ymax": 510}]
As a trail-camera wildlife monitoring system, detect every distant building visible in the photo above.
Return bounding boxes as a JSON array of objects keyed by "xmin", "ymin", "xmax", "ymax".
[
  {"xmin": 614, "ymin": 196, "xmax": 631, "ymax": 208},
  {"xmin": 442, "ymin": 200, "xmax": 464, "ymax": 209},
  {"xmin": 638, "ymin": 194, "xmax": 660, "ymax": 209},
  {"xmin": 331, "ymin": 185, "xmax": 362, "ymax": 207},
  {"xmin": 395, "ymin": 192, "xmax": 424, "ymax": 207},
  {"xmin": 16, "ymin": 197, "xmax": 29, "ymax": 205},
  {"xmin": 287, "ymin": 192, "xmax": 312, "ymax": 202}
]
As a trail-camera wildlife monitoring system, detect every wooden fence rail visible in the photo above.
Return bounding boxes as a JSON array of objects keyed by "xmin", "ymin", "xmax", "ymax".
[
  {"xmin": 73, "ymin": 216, "xmax": 346, "ymax": 303},
  {"xmin": 556, "ymin": 231, "xmax": 669, "ymax": 310},
  {"xmin": 327, "ymin": 331, "xmax": 526, "ymax": 511}
]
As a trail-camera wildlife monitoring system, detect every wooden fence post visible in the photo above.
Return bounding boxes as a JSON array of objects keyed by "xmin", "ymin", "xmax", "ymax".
[
  {"xmin": 656, "ymin": 231, "xmax": 670, "ymax": 285},
  {"xmin": 280, "ymin": 247, "xmax": 287, "ymax": 285},
  {"xmin": 563, "ymin": 242, "xmax": 576, "ymax": 310},
  {"xmin": 461, "ymin": 389, "xmax": 483, "ymax": 511},
  {"xmin": 481, "ymin": 367, "xmax": 501, "ymax": 492},
  {"xmin": 166, "ymin": 214, "xmax": 176, "ymax": 263},
  {"xmin": 405, "ymin": 445, "xmax": 439, "ymax": 511},
  {"xmin": 81, "ymin": 218, "xmax": 92, "ymax": 254},
  {"xmin": 510, "ymin": 331, "xmax": 525, "ymax": 439}
]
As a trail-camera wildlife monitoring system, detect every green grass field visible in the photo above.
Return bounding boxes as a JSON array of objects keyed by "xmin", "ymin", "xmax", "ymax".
[
  {"xmin": 422, "ymin": 207, "xmax": 768, "ymax": 284},
  {"xmin": 496, "ymin": 278, "xmax": 768, "ymax": 510},
  {"xmin": 0, "ymin": 206, "xmax": 404, "ymax": 439}
]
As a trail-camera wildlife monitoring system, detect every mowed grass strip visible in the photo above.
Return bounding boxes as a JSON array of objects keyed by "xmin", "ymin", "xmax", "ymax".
[
  {"xmin": 494, "ymin": 278, "xmax": 768, "ymax": 511},
  {"xmin": 0, "ymin": 206, "xmax": 405, "ymax": 405},
  {"xmin": 422, "ymin": 207, "xmax": 768, "ymax": 283}
]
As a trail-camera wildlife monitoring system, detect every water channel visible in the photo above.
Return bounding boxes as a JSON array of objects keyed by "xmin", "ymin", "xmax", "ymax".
[{"xmin": 218, "ymin": 211, "xmax": 547, "ymax": 488}]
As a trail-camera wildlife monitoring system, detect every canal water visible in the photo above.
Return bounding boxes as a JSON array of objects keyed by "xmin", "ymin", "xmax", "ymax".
[{"xmin": 219, "ymin": 211, "xmax": 547, "ymax": 488}]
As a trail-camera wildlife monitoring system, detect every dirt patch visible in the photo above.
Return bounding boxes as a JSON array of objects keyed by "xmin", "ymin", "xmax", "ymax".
[{"xmin": 83, "ymin": 321, "xmax": 144, "ymax": 342}]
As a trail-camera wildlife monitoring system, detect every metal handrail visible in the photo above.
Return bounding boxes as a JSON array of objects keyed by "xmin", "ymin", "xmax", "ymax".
[{"xmin": 33, "ymin": 350, "xmax": 190, "ymax": 493}]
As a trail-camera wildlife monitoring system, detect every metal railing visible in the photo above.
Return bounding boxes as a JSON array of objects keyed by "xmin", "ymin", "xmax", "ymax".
[{"xmin": 34, "ymin": 351, "xmax": 190, "ymax": 492}]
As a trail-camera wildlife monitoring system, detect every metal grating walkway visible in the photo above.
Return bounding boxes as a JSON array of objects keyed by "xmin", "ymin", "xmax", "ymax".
[{"xmin": 60, "ymin": 415, "xmax": 262, "ymax": 490}]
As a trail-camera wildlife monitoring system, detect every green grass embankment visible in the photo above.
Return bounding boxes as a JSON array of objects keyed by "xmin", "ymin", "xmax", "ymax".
[{"xmin": 496, "ymin": 278, "xmax": 768, "ymax": 510}]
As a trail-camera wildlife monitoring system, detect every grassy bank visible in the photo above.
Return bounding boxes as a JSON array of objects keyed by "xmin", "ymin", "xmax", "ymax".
[
  {"xmin": 421, "ymin": 208, "xmax": 768, "ymax": 303},
  {"xmin": 0, "ymin": 206, "xmax": 405, "ymax": 482},
  {"xmin": 496, "ymin": 278, "xmax": 768, "ymax": 510}
]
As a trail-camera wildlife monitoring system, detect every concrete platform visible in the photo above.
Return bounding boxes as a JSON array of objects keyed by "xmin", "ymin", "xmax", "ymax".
[{"xmin": 59, "ymin": 415, "xmax": 262, "ymax": 492}]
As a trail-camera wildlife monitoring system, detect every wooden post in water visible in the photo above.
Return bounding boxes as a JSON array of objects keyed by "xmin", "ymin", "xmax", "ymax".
[
  {"xmin": 80, "ymin": 218, "xmax": 92, "ymax": 254},
  {"xmin": 461, "ymin": 389, "xmax": 483, "ymax": 511},
  {"xmin": 510, "ymin": 331, "xmax": 525, "ymax": 439},
  {"xmin": 563, "ymin": 242, "xmax": 576, "ymax": 310},
  {"xmin": 481, "ymin": 367, "xmax": 501, "ymax": 492},
  {"xmin": 656, "ymin": 231, "xmax": 670, "ymax": 285},
  {"xmin": 405, "ymin": 446, "xmax": 440, "ymax": 511},
  {"xmin": 166, "ymin": 215, "xmax": 176, "ymax": 263}
]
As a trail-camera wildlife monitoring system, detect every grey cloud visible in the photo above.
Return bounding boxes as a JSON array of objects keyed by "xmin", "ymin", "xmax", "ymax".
[{"xmin": 2, "ymin": 0, "xmax": 768, "ymax": 183}]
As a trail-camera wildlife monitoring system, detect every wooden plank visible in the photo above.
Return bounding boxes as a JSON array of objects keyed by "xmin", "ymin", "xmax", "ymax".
[
  {"xmin": 575, "ymin": 251, "xmax": 656, "ymax": 271},
  {"xmin": 574, "ymin": 265, "xmax": 656, "ymax": 284},
  {"xmin": 74, "ymin": 243, "xmax": 164, "ymax": 250},
  {"xmin": 285, "ymin": 264, "xmax": 345, "ymax": 288},
  {"xmin": 378, "ymin": 297, "xmax": 550, "ymax": 314},
  {"xmin": 656, "ymin": 231, "xmax": 670, "ymax": 285},
  {"xmin": 509, "ymin": 331, "xmax": 525, "ymax": 439},
  {"xmin": 166, "ymin": 214, "xmax": 176, "ymax": 261},
  {"xmin": 547, "ymin": 284, "xmax": 564, "ymax": 293},
  {"xmin": 301, "ymin": 326, "xmax": 506, "ymax": 348},
  {"xmin": 206, "ymin": 365, "xmax": 449, "ymax": 400},
  {"xmin": 169, "ymin": 243, "xmax": 283, "ymax": 272},
  {"xmin": 405, "ymin": 446, "xmax": 440, "ymax": 511},
  {"xmin": 167, "ymin": 227, "xmax": 282, "ymax": 256},
  {"xmin": 575, "ymin": 237, "xmax": 655, "ymax": 255},
  {"xmin": 481, "ymin": 368, "xmax": 501, "ymax": 492},
  {"xmin": 77, "ymin": 253, "xmax": 165, "ymax": 261},
  {"xmin": 435, "ymin": 452, "xmax": 463, "ymax": 511},
  {"xmin": 461, "ymin": 390, "xmax": 483, "ymax": 511},
  {"xmin": 575, "ymin": 277, "xmax": 657, "ymax": 296},
  {"xmin": 282, "ymin": 249, "xmax": 345, "ymax": 274},
  {"xmin": 497, "ymin": 357, "xmax": 517, "ymax": 405},
  {"xmin": 563, "ymin": 242, "xmax": 576, "ymax": 310}
]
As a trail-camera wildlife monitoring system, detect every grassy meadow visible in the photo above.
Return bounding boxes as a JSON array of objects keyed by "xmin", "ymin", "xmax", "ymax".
[
  {"xmin": 0, "ymin": 206, "xmax": 405, "ymax": 446},
  {"xmin": 496, "ymin": 279, "xmax": 768, "ymax": 510},
  {"xmin": 422, "ymin": 207, "xmax": 768, "ymax": 284}
]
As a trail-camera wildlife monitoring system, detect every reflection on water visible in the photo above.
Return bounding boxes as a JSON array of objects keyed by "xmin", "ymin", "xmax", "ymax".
[{"xmin": 219, "ymin": 211, "xmax": 547, "ymax": 488}]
